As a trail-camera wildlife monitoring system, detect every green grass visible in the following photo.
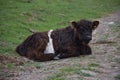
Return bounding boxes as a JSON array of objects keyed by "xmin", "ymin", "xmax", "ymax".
[
  {"xmin": 6, "ymin": 63, "xmax": 15, "ymax": 69},
  {"xmin": 0, "ymin": 0, "xmax": 120, "ymax": 54},
  {"xmin": 33, "ymin": 62, "xmax": 41, "ymax": 69},
  {"xmin": 48, "ymin": 72, "xmax": 65, "ymax": 80},
  {"xmin": 48, "ymin": 66, "xmax": 100, "ymax": 80},
  {"xmin": 88, "ymin": 63, "xmax": 100, "ymax": 67},
  {"xmin": 21, "ymin": 61, "xmax": 41, "ymax": 69},
  {"xmin": 115, "ymin": 74, "xmax": 120, "ymax": 80}
]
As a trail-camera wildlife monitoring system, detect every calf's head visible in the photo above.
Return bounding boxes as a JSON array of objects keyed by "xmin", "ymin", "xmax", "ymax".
[{"xmin": 71, "ymin": 20, "xmax": 99, "ymax": 44}]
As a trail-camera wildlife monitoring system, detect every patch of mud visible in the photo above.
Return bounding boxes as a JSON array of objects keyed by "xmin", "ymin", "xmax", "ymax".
[{"xmin": 0, "ymin": 55, "xmax": 24, "ymax": 66}]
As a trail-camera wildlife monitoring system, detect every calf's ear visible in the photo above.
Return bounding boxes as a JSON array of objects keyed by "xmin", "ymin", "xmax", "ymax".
[
  {"xmin": 92, "ymin": 21, "xmax": 99, "ymax": 30},
  {"xmin": 70, "ymin": 21, "xmax": 78, "ymax": 29}
]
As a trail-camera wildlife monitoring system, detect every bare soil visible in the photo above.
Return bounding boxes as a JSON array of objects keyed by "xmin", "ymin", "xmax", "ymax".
[{"xmin": 0, "ymin": 11, "xmax": 120, "ymax": 80}]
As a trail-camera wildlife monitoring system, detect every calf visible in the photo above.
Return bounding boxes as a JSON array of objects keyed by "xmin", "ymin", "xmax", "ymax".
[{"xmin": 16, "ymin": 19, "xmax": 99, "ymax": 61}]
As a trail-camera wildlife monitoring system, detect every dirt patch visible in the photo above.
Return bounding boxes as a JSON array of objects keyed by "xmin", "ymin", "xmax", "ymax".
[
  {"xmin": 0, "ymin": 55, "xmax": 24, "ymax": 66},
  {"xmin": 0, "ymin": 11, "xmax": 120, "ymax": 80}
]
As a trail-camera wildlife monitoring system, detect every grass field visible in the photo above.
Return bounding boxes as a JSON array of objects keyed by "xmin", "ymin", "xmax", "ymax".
[{"xmin": 0, "ymin": 0, "xmax": 120, "ymax": 55}]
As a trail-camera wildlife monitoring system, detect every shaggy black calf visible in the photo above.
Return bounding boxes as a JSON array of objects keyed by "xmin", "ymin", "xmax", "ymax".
[{"xmin": 16, "ymin": 19, "xmax": 99, "ymax": 61}]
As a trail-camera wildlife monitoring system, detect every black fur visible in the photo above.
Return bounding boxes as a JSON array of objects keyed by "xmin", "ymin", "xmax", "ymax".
[{"xmin": 16, "ymin": 19, "xmax": 99, "ymax": 61}]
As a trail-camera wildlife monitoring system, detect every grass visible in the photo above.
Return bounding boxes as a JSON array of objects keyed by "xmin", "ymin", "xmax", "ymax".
[
  {"xmin": 115, "ymin": 74, "xmax": 120, "ymax": 80},
  {"xmin": 6, "ymin": 63, "xmax": 15, "ymax": 69},
  {"xmin": 0, "ymin": 0, "xmax": 120, "ymax": 55},
  {"xmin": 48, "ymin": 72, "xmax": 65, "ymax": 80},
  {"xmin": 33, "ymin": 62, "xmax": 41, "ymax": 69},
  {"xmin": 22, "ymin": 61, "xmax": 41, "ymax": 69},
  {"xmin": 88, "ymin": 63, "xmax": 100, "ymax": 67},
  {"xmin": 48, "ymin": 65, "xmax": 100, "ymax": 80}
]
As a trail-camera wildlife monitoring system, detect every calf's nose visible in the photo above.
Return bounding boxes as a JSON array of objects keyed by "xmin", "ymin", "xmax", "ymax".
[{"xmin": 83, "ymin": 36, "xmax": 92, "ymax": 43}]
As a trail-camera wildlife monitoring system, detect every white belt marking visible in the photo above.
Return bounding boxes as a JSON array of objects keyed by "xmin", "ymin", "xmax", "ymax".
[{"xmin": 44, "ymin": 30, "xmax": 55, "ymax": 54}]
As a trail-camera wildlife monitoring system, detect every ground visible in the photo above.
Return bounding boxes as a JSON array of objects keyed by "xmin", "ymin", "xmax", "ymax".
[{"xmin": 0, "ymin": 11, "xmax": 120, "ymax": 80}]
